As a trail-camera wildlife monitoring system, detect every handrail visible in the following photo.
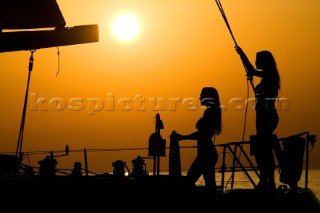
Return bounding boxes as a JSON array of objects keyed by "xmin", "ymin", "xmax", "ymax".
[
  {"xmin": 216, "ymin": 131, "xmax": 313, "ymax": 193},
  {"xmin": 216, "ymin": 142, "xmax": 259, "ymax": 192}
]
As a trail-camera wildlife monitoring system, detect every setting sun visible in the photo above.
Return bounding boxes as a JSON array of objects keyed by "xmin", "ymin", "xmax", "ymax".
[{"xmin": 111, "ymin": 13, "xmax": 141, "ymax": 42}]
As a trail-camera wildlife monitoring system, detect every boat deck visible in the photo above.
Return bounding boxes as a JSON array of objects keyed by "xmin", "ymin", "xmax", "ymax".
[
  {"xmin": 1, "ymin": 175, "xmax": 320, "ymax": 212},
  {"xmin": 0, "ymin": 131, "xmax": 319, "ymax": 212}
]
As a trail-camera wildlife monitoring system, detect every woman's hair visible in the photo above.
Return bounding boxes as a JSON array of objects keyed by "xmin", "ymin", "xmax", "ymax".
[
  {"xmin": 201, "ymin": 87, "xmax": 222, "ymax": 135},
  {"xmin": 256, "ymin": 50, "xmax": 281, "ymax": 91}
]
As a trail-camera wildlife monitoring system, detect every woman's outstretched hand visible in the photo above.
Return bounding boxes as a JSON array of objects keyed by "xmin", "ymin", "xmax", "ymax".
[{"xmin": 170, "ymin": 130, "xmax": 183, "ymax": 141}]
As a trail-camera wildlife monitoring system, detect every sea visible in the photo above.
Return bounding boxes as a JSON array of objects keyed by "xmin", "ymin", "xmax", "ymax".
[{"xmin": 194, "ymin": 169, "xmax": 320, "ymax": 200}]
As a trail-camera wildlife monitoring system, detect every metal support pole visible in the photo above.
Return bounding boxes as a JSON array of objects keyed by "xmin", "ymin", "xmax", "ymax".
[
  {"xmin": 84, "ymin": 148, "xmax": 88, "ymax": 177},
  {"xmin": 15, "ymin": 50, "xmax": 36, "ymax": 170}
]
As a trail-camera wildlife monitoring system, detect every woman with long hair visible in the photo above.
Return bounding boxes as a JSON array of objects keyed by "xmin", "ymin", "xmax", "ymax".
[
  {"xmin": 172, "ymin": 87, "xmax": 222, "ymax": 193},
  {"xmin": 235, "ymin": 46, "xmax": 281, "ymax": 192}
]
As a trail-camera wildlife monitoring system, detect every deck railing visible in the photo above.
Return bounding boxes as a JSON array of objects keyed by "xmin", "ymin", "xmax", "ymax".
[{"xmin": 213, "ymin": 131, "xmax": 315, "ymax": 192}]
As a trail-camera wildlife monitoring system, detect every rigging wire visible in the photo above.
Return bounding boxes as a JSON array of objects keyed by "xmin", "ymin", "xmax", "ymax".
[
  {"xmin": 56, "ymin": 46, "xmax": 61, "ymax": 76},
  {"xmin": 214, "ymin": 0, "xmax": 254, "ymax": 142},
  {"xmin": 215, "ymin": 0, "xmax": 238, "ymax": 46},
  {"xmin": 242, "ymin": 80, "xmax": 250, "ymax": 142},
  {"xmin": 214, "ymin": 0, "xmax": 255, "ymax": 92}
]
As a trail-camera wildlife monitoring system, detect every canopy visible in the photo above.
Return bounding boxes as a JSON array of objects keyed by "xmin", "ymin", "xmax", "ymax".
[{"xmin": 0, "ymin": 0, "xmax": 66, "ymax": 29}]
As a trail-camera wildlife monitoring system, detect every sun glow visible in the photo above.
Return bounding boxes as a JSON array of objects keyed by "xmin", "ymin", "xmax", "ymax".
[{"xmin": 110, "ymin": 12, "xmax": 142, "ymax": 42}]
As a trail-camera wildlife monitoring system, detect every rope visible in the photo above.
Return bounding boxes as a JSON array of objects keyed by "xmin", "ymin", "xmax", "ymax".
[
  {"xmin": 214, "ymin": 0, "xmax": 254, "ymax": 87},
  {"xmin": 56, "ymin": 46, "xmax": 61, "ymax": 76},
  {"xmin": 215, "ymin": 0, "xmax": 238, "ymax": 46},
  {"xmin": 214, "ymin": 0, "xmax": 255, "ymax": 141}
]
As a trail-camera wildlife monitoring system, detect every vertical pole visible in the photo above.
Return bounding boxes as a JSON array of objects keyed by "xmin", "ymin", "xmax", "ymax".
[
  {"xmin": 156, "ymin": 155, "xmax": 160, "ymax": 175},
  {"xmin": 230, "ymin": 144, "xmax": 238, "ymax": 188},
  {"xmin": 153, "ymin": 154, "xmax": 156, "ymax": 175},
  {"xmin": 221, "ymin": 145, "xmax": 227, "ymax": 193},
  {"xmin": 169, "ymin": 132, "xmax": 181, "ymax": 177},
  {"xmin": 154, "ymin": 113, "xmax": 160, "ymax": 175},
  {"xmin": 16, "ymin": 50, "xmax": 35, "ymax": 170},
  {"xmin": 84, "ymin": 148, "xmax": 88, "ymax": 177},
  {"xmin": 305, "ymin": 132, "xmax": 309, "ymax": 189}
]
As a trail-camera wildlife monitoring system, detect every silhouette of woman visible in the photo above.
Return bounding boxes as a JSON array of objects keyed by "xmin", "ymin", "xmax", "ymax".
[
  {"xmin": 172, "ymin": 87, "xmax": 222, "ymax": 192},
  {"xmin": 235, "ymin": 46, "xmax": 281, "ymax": 192}
]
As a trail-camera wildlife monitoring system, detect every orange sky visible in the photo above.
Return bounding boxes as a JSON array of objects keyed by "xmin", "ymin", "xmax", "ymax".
[{"xmin": 1, "ymin": 0, "xmax": 319, "ymax": 174}]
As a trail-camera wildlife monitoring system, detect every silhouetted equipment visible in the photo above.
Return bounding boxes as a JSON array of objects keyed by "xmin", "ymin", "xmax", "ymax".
[
  {"xmin": 169, "ymin": 131, "xmax": 182, "ymax": 177},
  {"xmin": 37, "ymin": 146, "xmax": 69, "ymax": 179},
  {"xmin": 308, "ymin": 135, "xmax": 317, "ymax": 150},
  {"xmin": 279, "ymin": 136, "xmax": 306, "ymax": 189},
  {"xmin": 71, "ymin": 162, "xmax": 83, "ymax": 178},
  {"xmin": 148, "ymin": 113, "xmax": 166, "ymax": 175},
  {"xmin": 51, "ymin": 145, "xmax": 69, "ymax": 158},
  {"xmin": 0, "ymin": 154, "xmax": 17, "ymax": 177},
  {"xmin": 148, "ymin": 113, "xmax": 166, "ymax": 156},
  {"xmin": 129, "ymin": 156, "xmax": 149, "ymax": 178},
  {"xmin": 0, "ymin": 0, "xmax": 99, "ymax": 52},
  {"xmin": 112, "ymin": 160, "xmax": 130, "ymax": 178},
  {"xmin": 38, "ymin": 155, "xmax": 58, "ymax": 179}
]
